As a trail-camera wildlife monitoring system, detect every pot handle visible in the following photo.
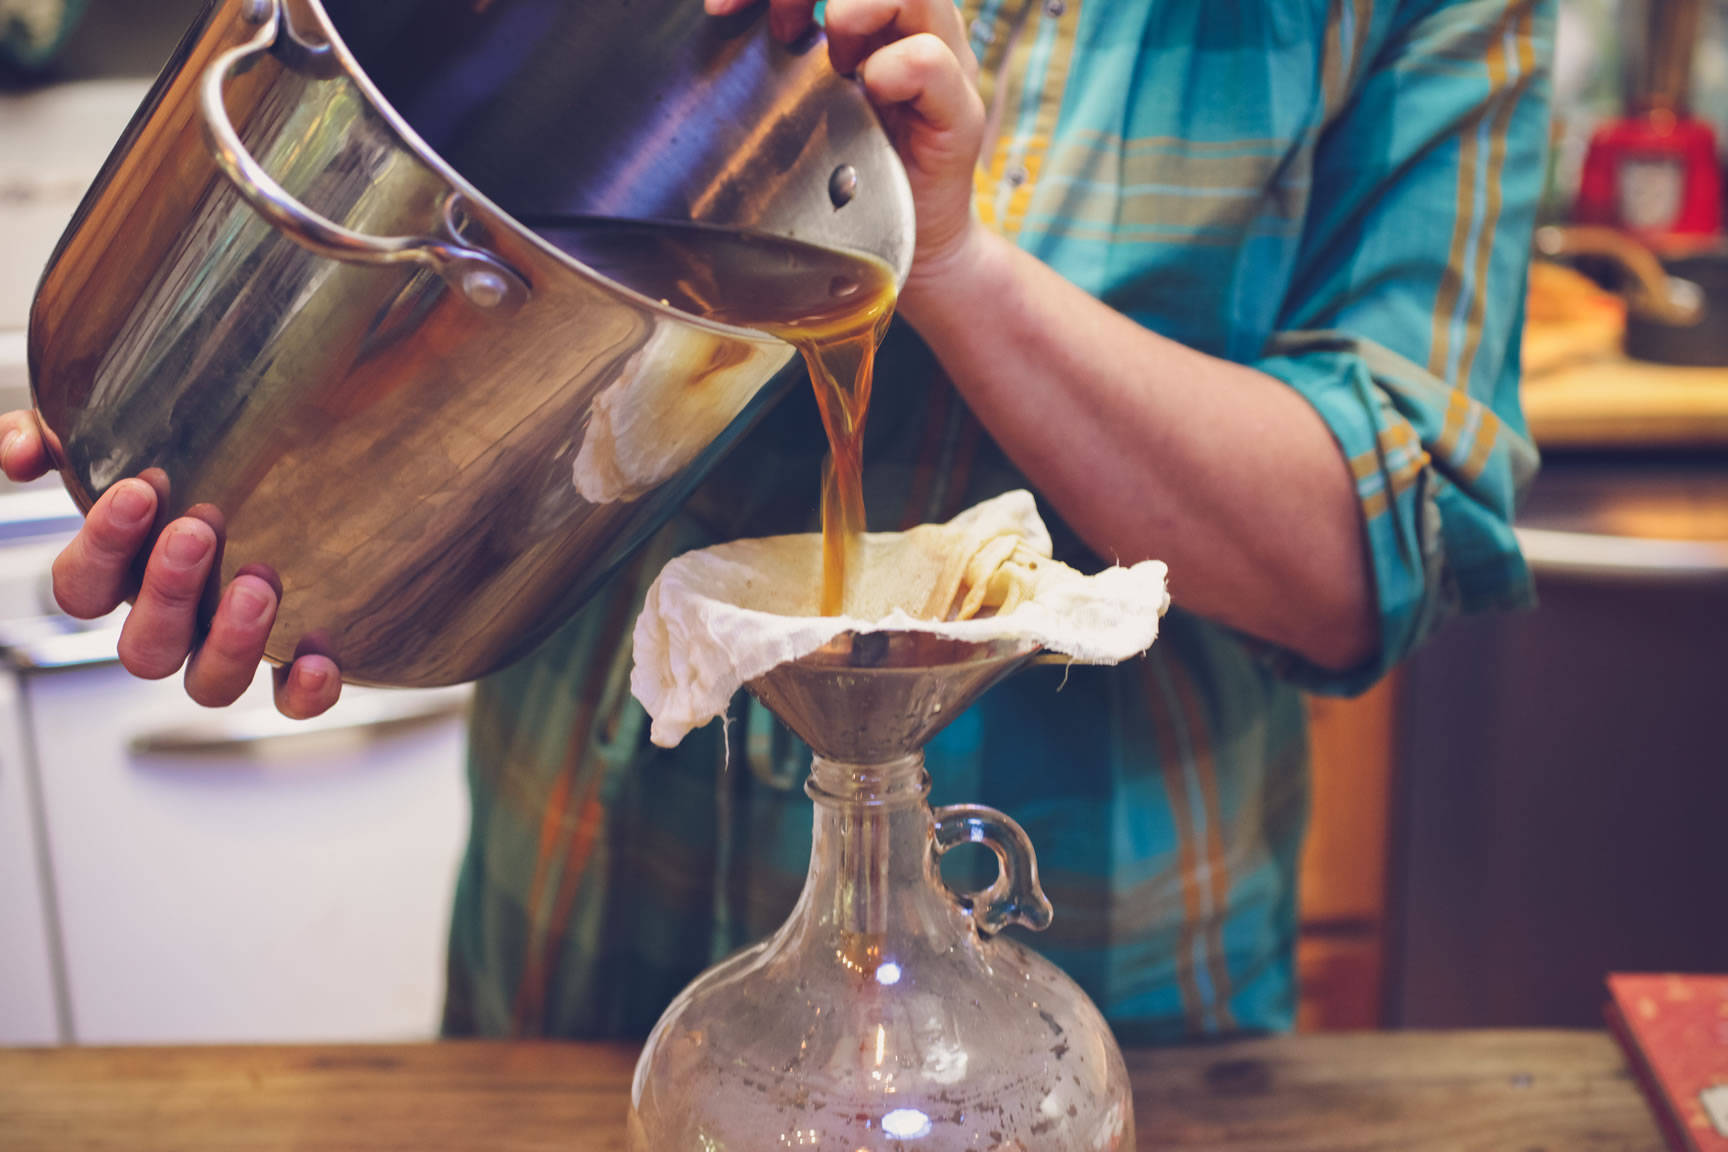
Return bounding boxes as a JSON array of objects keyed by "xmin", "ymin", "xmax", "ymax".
[
  {"xmin": 933, "ymin": 804, "xmax": 1054, "ymax": 936},
  {"xmin": 199, "ymin": 0, "xmax": 529, "ymax": 310}
]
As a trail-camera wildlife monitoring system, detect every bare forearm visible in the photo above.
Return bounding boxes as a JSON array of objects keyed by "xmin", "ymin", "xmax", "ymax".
[{"xmin": 900, "ymin": 229, "xmax": 1378, "ymax": 671}]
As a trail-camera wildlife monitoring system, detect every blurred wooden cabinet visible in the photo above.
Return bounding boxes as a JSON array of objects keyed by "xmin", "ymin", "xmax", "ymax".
[{"xmin": 1296, "ymin": 671, "xmax": 1400, "ymax": 1031}]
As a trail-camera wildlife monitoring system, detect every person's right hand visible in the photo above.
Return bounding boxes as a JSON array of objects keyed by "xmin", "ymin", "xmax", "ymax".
[
  {"xmin": 1, "ymin": 410, "xmax": 342, "ymax": 718},
  {"xmin": 706, "ymin": 0, "xmax": 988, "ymax": 314}
]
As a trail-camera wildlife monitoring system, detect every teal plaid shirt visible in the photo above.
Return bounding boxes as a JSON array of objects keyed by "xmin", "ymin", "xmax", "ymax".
[{"xmin": 444, "ymin": 0, "xmax": 1551, "ymax": 1043}]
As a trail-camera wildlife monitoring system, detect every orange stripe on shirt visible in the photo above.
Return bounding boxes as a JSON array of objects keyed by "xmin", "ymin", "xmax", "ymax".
[
  {"xmin": 1144, "ymin": 659, "xmax": 1207, "ymax": 1034},
  {"xmin": 1427, "ymin": 20, "xmax": 1500, "ymax": 383},
  {"xmin": 523, "ymin": 778, "xmax": 611, "ymax": 1033},
  {"xmin": 1433, "ymin": 387, "xmax": 1473, "ymax": 466},
  {"xmin": 510, "ymin": 712, "xmax": 591, "ymax": 1037},
  {"xmin": 976, "ymin": 140, "xmax": 1013, "ymax": 232},
  {"xmin": 510, "ymin": 572, "xmax": 641, "ymax": 1035},
  {"xmin": 1170, "ymin": 658, "xmax": 1238, "ymax": 1031},
  {"xmin": 1455, "ymin": 4, "xmax": 1535, "ymax": 399},
  {"xmin": 1461, "ymin": 403, "xmax": 1501, "ymax": 483}
]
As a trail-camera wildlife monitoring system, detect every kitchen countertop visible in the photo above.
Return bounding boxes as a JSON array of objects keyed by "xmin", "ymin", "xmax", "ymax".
[
  {"xmin": 1524, "ymin": 354, "xmax": 1728, "ymax": 450},
  {"xmin": 1522, "ymin": 300, "xmax": 1728, "ymax": 451},
  {"xmin": 0, "ymin": 1030, "xmax": 1662, "ymax": 1150}
]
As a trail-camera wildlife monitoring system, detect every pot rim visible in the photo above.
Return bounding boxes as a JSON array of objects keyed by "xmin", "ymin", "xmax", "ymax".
[{"xmin": 293, "ymin": 0, "xmax": 900, "ymax": 345}]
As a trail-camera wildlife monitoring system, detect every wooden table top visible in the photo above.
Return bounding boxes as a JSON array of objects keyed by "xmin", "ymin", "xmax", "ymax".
[{"xmin": 0, "ymin": 1030, "xmax": 1662, "ymax": 1151}]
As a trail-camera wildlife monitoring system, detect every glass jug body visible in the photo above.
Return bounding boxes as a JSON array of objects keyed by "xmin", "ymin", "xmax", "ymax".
[{"xmin": 628, "ymin": 752, "xmax": 1134, "ymax": 1151}]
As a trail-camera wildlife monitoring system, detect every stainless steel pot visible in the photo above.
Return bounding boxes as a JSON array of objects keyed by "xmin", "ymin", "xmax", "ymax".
[{"xmin": 28, "ymin": 0, "xmax": 914, "ymax": 687}]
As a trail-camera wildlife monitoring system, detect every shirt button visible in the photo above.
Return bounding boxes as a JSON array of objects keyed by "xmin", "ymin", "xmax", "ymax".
[
  {"xmin": 1044, "ymin": 0, "xmax": 1066, "ymax": 16},
  {"xmin": 970, "ymin": 17, "xmax": 995, "ymax": 44},
  {"xmin": 1006, "ymin": 165, "xmax": 1029, "ymax": 187}
]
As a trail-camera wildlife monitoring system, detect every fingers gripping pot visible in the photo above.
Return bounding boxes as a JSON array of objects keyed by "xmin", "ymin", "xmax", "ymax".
[{"xmin": 27, "ymin": 0, "xmax": 914, "ymax": 686}]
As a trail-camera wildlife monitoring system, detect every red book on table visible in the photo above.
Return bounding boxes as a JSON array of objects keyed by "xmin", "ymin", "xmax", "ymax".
[{"xmin": 1606, "ymin": 974, "xmax": 1728, "ymax": 1152}]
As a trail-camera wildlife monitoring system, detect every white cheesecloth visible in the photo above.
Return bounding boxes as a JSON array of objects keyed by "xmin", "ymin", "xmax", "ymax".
[{"xmin": 631, "ymin": 490, "xmax": 1170, "ymax": 748}]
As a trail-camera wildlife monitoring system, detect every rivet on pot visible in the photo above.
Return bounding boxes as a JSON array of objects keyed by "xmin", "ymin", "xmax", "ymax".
[
  {"xmin": 461, "ymin": 269, "xmax": 510, "ymax": 309},
  {"xmin": 829, "ymin": 164, "xmax": 859, "ymax": 209}
]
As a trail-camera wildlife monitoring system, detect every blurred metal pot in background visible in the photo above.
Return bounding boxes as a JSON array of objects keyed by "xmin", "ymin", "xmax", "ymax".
[{"xmin": 28, "ymin": 0, "xmax": 914, "ymax": 687}]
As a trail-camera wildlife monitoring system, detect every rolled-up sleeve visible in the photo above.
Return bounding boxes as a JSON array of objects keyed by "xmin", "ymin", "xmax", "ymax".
[{"xmin": 1254, "ymin": 0, "xmax": 1552, "ymax": 695}]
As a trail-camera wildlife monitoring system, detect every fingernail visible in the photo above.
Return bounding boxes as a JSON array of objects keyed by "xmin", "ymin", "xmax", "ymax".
[
  {"xmin": 229, "ymin": 582, "xmax": 272, "ymax": 627},
  {"xmin": 298, "ymin": 664, "xmax": 329, "ymax": 693},
  {"xmin": 164, "ymin": 525, "xmax": 211, "ymax": 568},
  {"xmin": 112, "ymin": 484, "xmax": 152, "ymax": 527}
]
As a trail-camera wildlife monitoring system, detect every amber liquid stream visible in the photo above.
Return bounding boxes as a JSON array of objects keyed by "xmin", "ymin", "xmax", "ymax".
[{"xmin": 540, "ymin": 218, "xmax": 897, "ymax": 615}]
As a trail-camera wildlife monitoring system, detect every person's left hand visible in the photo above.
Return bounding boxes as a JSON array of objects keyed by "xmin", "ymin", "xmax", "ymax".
[{"xmin": 706, "ymin": 0, "xmax": 987, "ymax": 300}]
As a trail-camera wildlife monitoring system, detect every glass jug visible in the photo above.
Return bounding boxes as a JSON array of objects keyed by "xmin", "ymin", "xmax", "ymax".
[{"xmin": 628, "ymin": 633, "xmax": 1135, "ymax": 1151}]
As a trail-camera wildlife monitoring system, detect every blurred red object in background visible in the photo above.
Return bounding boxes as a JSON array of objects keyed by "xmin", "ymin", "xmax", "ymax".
[{"xmin": 1576, "ymin": 110, "xmax": 1722, "ymax": 241}]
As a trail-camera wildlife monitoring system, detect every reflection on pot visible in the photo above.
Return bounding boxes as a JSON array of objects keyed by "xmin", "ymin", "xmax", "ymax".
[{"xmin": 28, "ymin": 0, "xmax": 913, "ymax": 686}]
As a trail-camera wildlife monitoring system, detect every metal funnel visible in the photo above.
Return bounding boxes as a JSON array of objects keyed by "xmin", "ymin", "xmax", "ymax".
[{"xmin": 746, "ymin": 631, "xmax": 1040, "ymax": 764}]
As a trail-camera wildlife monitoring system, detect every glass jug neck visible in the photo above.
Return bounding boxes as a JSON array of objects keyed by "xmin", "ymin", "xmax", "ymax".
[
  {"xmin": 806, "ymin": 752, "xmax": 928, "ymax": 807},
  {"xmin": 795, "ymin": 753, "xmax": 956, "ymax": 957}
]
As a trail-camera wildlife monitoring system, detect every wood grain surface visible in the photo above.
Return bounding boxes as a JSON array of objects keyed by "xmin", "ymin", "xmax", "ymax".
[
  {"xmin": 0, "ymin": 1031, "xmax": 1662, "ymax": 1150},
  {"xmin": 1126, "ymin": 1031, "xmax": 1662, "ymax": 1151}
]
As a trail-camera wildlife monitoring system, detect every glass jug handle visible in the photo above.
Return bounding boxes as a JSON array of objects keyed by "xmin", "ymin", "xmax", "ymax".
[{"xmin": 932, "ymin": 804, "xmax": 1055, "ymax": 936}]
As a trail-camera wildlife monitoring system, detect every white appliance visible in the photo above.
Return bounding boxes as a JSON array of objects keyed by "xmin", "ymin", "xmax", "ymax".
[
  {"xmin": 0, "ymin": 665, "xmax": 61, "ymax": 1044},
  {"xmin": 10, "ymin": 637, "xmax": 472, "ymax": 1044}
]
